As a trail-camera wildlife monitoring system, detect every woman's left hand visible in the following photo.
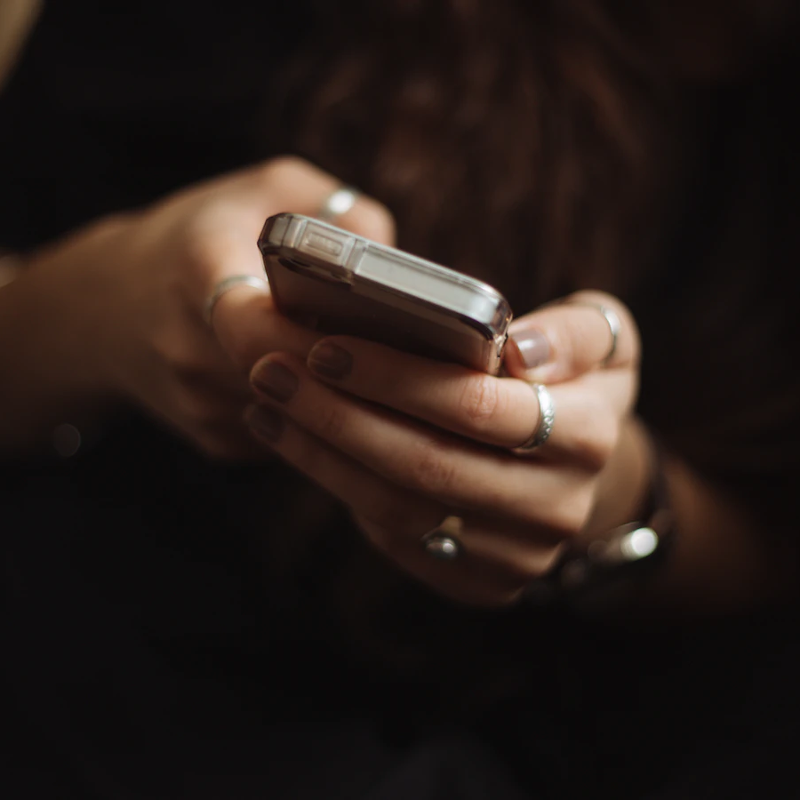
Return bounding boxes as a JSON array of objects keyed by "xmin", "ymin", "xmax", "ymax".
[{"xmin": 246, "ymin": 291, "xmax": 641, "ymax": 606}]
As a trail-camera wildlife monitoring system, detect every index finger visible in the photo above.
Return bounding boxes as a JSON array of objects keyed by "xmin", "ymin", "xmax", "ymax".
[{"xmin": 504, "ymin": 291, "xmax": 640, "ymax": 384}]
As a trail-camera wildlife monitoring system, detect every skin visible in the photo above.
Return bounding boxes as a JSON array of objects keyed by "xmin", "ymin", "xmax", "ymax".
[
  {"xmin": 1, "ymin": 157, "xmax": 794, "ymax": 614},
  {"xmin": 245, "ymin": 294, "xmax": 643, "ymax": 607},
  {"xmin": 0, "ymin": 157, "xmax": 391, "ymax": 457}
]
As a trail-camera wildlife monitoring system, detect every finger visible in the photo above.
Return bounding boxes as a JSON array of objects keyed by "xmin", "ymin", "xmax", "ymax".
[
  {"xmin": 414, "ymin": 511, "xmax": 563, "ymax": 586},
  {"xmin": 212, "ymin": 288, "xmax": 323, "ymax": 372},
  {"xmin": 200, "ymin": 157, "xmax": 395, "ymax": 368},
  {"xmin": 359, "ymin": 516, "xmax": 554, "ymax": 607},
  {"xmin": 244, "ymin": 405, "xmax": 544, "ymax": 606},
  {"xmin": 249, "ymin": 353, "xmax": 595, "ymax": 532},
  {"xmin": 245, "ymin": 403, "xmax": 444, "ymax": 532},
  {"xmin": 504, "ymin": 291, "xmax": 640, "ymax": 384},
  {"xmin": 304, "ymin": 336, "xmax": 633, "ymax": 461},
  {"xmin": 168, "ymin": 407, "xmax": 270, "ymax": 463},
  {"xmin": 143, "ymin": 378, "xmax": 266, "ymax": 461},
  {"xmin": 234, "ymin": 156, "xmax": 396, "ymax": 244}
]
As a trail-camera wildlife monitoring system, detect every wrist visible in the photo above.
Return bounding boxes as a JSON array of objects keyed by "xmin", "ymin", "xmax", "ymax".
[
  {"xmin": 525, "ymin": 420, "xmax": 674, "ymax": 613},
  {"xmin": 0, "ymin": 250, "xmax": 121, "ymax": 457},
  {"xmin": 584, "ymin": 415, "xmax": 654, "ymax": 538},
  {"xmin": 526, "ymin": 418, "xmax": 799, "ymax": 617}
]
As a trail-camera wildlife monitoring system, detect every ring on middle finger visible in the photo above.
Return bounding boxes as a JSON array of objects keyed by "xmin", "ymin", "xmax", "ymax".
[
  {"xmin": 317, "ymin": 185, "xmax": 361, "ymax": 223},
  {"xmin": 421, "ymin": 514, "xmax": 464, "ymax": 561},
  {"xmin": 511, "ymin": 382, "xmax": 556, "ymax": 453}
]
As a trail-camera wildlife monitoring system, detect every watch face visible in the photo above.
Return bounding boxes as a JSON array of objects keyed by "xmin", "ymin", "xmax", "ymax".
[{"xmin": 524, "ymin": 511, "xmax": 673, "ymax": 610}]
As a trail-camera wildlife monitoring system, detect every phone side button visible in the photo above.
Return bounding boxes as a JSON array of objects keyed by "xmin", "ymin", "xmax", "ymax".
[{"xmin": 298, "ymin": 230, "xmax": 354, "ymax": 267}]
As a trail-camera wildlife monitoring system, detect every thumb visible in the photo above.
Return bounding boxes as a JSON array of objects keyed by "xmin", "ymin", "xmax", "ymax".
[{"xmin": 504, "ymin": 292, "xmax": 639, "ymax": 384}]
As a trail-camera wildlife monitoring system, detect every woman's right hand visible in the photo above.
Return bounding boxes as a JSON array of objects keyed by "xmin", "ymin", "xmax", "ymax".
[{"xmin": 8, "ymin": 157, "xmax": 394, "ymax": 458}]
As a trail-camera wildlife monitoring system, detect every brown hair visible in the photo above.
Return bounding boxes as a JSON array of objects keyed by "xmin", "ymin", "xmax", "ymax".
[{"xmin": 283, "ymin": 1, "xmax": 790, "ymax": 295}]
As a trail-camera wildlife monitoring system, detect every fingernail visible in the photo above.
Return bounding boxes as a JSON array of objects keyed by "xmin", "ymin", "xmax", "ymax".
[
  {"xmin": 307, "ymin": 342, "xmax": 352, "ymax": 380},
  {"xmin": 245, "ymin": 406, "xmax": 285, "ymax": 442},
  {"xmin": 510, "ymin": 329, "xmax": 550, "ymax": 369},
  {"xmin": 251, "ymin": 361, "xmax": 298, "ymax": 402}
]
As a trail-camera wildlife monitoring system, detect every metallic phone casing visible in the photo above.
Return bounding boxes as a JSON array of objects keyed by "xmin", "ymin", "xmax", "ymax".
[{"xmin": 258, "ymin": 213, "xmax": 512, "ymax": 374}]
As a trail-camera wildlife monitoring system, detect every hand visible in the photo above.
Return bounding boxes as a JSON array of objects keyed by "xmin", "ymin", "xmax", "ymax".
[
  {"xmin": 246, "ymin": 291, "xmax": 642, "ymax": 606},
  {"xmin": 20, "ymin": 157, "xmax": 394, "ymax": 459}
]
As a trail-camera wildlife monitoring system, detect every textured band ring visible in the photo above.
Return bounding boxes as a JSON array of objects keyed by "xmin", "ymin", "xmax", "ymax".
[
  {"xmin": 513, "ymin": 382, "xmax": 556, "ymax": 453},
  {"xmin": 204, "ymin": 275, "xmax": 270, "ymax": 325},
  {"xmin": 317, "ymin": 186, "xmax": 360, "ymax": 222}
]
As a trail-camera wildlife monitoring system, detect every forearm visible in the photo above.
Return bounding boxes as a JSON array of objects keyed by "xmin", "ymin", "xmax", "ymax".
[
  {"xmin": 0, "ymin": 251, "xmax": 22, "ymax": 288},
  {"xmin": 0, "ymin": 261, "xmax": 116, "ymax": 457},
  {"xmin": 584, "ymin": 416, "xmax": 798, "ymax": 615}
]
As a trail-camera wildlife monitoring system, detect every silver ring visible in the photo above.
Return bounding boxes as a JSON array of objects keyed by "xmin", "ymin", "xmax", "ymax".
[
  {"xmin": 204, "ymin": 275, "xmax": 270, "ymax": 325},
  {"xmin": 568, "ymin": 301, "xmax": 621, "ymax": 366},
  {"xmin": 317, "ymin": 186, "xmax": 360, "ymax": 223},
  {"xmin": 421, "ymin": 515, "xmax": 463, "ymax": 561},
  {"xmin": 513, "ymin": 383, "xmax": 555, "ymax": 452}
]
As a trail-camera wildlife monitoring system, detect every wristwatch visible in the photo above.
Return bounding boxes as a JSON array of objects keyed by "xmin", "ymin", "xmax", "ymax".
[{"xmin": 524, "ymin": 440, "xmax": 675, "ymax": 612}]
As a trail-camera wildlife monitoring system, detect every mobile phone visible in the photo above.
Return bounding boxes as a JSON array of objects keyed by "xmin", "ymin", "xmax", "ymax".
[{"xmin": 257, "ymin": 213, "xmax": 513, "ymax": 374}]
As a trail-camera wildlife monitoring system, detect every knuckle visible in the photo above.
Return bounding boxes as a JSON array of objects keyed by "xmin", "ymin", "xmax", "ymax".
[
  {"xmin": 220, "ymin": 307, "xmax": 277, "ymax": 372},
  {"xmin": 406, "ymin": 439, "xmax": 458, "ymax": 496},
  {"xmin": 315, "ymin": 402, "xmax": 349, "ymax": 442},
  {"xmin": 154, "ymin": 333, "xmax": 197, "ymax": 375},
  {"xmin": 458, "ymin": 375, "xmax": 503, "ymax": 430},
  {"xmin": 544, "ymin": 323, "xmax": 576, "ymax": 373},
  {"xmin": 260, "ymin": 154, "xmax": 308, "ymax": 183},
  {"xmin": 547, "ymin": 485, "xmax": 595, "ymax": 539},
  {"xmin": 178, "ymin": 390, "xmax": 225, "ymax": 431},
  {"xmin": 181, "ymin": 218, "xmax": 227, "ymax": 273},
  {"xmin": 590, "ymin": 413, "xmax": 620, "ymax": 466},
  {"xmin": 175, "ymin": 363, "xmax": 214, "ymax": 392},
  {"xmin": 154, "ymin": 326, "xmax": 222, "ymax": 382},
  {"xmin": 223, "ymin": 324, "xmax": 261, "ymax": 371},
  {"xmin": 224, "ymin": 335, "xmax": 251, "ymax": 372}
]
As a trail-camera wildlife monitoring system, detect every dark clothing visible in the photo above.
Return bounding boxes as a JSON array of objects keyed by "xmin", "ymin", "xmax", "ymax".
[{"xmin": 1, "ymin": 3, "xmax": 799, "ymax": 798}]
